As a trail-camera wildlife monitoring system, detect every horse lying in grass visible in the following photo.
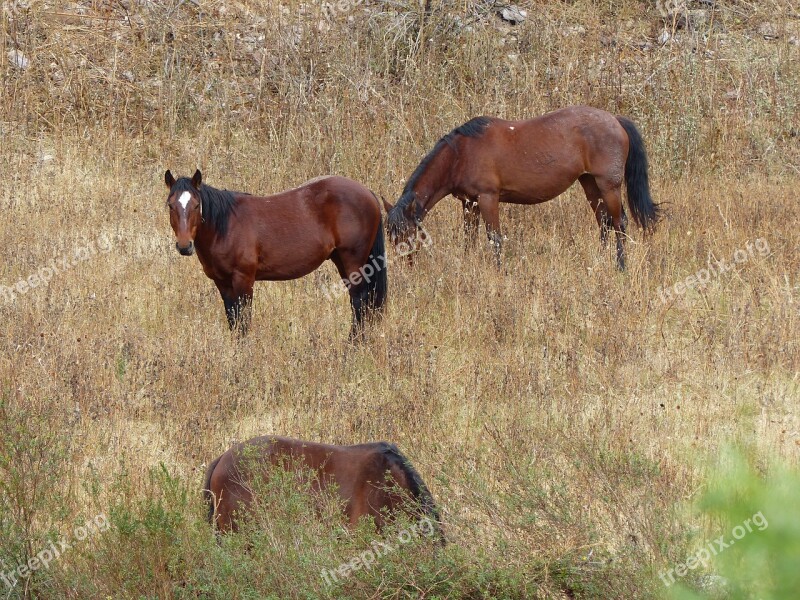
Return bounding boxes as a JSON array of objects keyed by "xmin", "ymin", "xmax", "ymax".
[
  {"xmin": 163, "ymin": 170, "xmax": 387, "ymax": 338},
  {"xmin": 384, "ymin": 105, "xmax": 660, "ymax": 270},
  {"xmin": 203, "ymin": 436, "xmax": 443, "ymax": 541}
]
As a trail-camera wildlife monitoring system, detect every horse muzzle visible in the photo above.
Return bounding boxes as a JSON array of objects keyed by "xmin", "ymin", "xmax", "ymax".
[{"xmin": 176, "ymin": 241, "xmax": 195, "ymax": 256}]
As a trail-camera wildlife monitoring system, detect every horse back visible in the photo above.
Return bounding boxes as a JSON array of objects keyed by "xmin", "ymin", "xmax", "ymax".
[
  {"xmin": 300, "ymin": 175, "xmax": 381, "ymax": 226},
  {"xmin": 455, "ymin": 106, "xmax": 628, "ymax": 201},
  {"xmin": 218, "ymin": 177, "xmax": 380, "ymax": 280},
  {"xmin": 205, "ymin": 437, "xmax": 433, "ymax": 531}
]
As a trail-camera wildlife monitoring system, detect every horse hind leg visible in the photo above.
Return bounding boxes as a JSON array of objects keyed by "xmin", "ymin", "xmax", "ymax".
[
  {"xmin": 329, "ymin": 249, "xmax": 370, "ymax": 340},
  {"xmin": 579, "ymin": 174, "xmax": 613, "ymax": 247},
  {"xmin": 582, "ymin": 174, "xmax": 628, "ymax": 270},
  {"xmin": 349, "ymin": 287, "xmax": 369, "ymax": 340},
  {"xmin": 599, "ymin": 183, "xmax": 628, "ymax": 271}
]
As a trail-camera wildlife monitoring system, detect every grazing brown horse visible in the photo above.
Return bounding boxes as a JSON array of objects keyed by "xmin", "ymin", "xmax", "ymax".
[
  {"xmin": 384, "ymin": 105, "xmax": 660, "ymax": 269},
  {"xmin": 163, "ymin": 171, "xmax": 387, "ymax": 337},
  {"xmin": 203, "ymin": 436, "xmax": 443, "ymax": 538}
]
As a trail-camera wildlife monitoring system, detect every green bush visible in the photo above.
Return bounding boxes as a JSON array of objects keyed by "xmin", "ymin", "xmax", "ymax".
[
  {"xmin": 0, "ymin": 399, "xmax": 71, "ymax": 600},
  {"xmin": 666, "ymin": 449, "xmax": 800, "ymax": 599}
]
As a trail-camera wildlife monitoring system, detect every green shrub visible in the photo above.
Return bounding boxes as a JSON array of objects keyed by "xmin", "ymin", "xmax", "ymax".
[{"xmin": 666, "ymin": 449, "xmax": 800, "ymax": 599}]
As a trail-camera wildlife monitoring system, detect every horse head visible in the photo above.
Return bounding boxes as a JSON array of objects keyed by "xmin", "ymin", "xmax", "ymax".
[{"xmin": 164, "ymin": 169, "xmax": 204, "ymax": 256}]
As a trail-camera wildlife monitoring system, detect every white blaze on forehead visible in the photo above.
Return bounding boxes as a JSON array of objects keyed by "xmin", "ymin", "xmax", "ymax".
[{"xmin": 178, "ymin": 191, "xmax": 192, "ymax": 211}]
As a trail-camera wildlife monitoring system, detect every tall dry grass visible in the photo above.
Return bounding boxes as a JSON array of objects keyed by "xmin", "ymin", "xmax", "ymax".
[{"xmin": 1, "ymin": 0, "xmax": 799, "ymax": 598}]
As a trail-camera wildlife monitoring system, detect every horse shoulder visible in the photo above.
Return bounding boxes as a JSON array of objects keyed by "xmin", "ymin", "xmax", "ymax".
[
  {"xmin": 364, "ymin": 445, "xmax": 405, "ymax": 489},
  {"xmin": 451, "ymin": 132, "xmax": 504, "ymax": 193}
]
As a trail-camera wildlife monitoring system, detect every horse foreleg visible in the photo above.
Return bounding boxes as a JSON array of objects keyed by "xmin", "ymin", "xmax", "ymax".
[
  {"xmin": 477, "ymin": 193, "xmax": 502, "ymax": 266},
  {"xmin": 461, "ymin": 198, "xmax": 480, "ymax": 247},
  {"xmin": 235, "ymin": 296, "xmax": 253, "ymax": 336},
  {"xmin": 216, "ymin": 276, "xmax": 254, "ymax": 336},
  {"xmin": 215, "ymin": 282, "xmax": 237, "ymax": 330},
  {"xmin": 222, "ymin": 296, "xmax": 238, "ymax": 330}
]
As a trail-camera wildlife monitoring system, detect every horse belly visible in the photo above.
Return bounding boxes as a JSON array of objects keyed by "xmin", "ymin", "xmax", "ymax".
[
  {"xmin": 499, "ymin": 189, "xmax": 552, "ymax": 204},
  {"xmin": 254, "ymin": 234, "xmax": 332, "ymax": 281},
  {"xmin": 499, "ymin": 170, "xmax": 579, "ymax": 204},
  {"xmin": 255, "ymin": 254, "xmax": 327, "ymax": 281},
  {"xmin": 494, "ymin": 145, "xmax": 583, "ymax": 203}
]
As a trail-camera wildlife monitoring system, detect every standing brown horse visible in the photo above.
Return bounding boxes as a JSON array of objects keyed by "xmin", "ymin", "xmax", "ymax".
[
  {"xmin": 203, "ymin": 436, "xmax": 443, "ymax": 538},
  {"xmin": 384, "ymin": 105, "xmax": 660, "ymax": 269},
  {"xmin": 163, "ymin": 171, "xmax": 387, "ymax": 337}
]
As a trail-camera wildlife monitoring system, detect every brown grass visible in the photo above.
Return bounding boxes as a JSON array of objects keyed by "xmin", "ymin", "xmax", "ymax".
[{"xmin": 1, "ymin": 0, "xmax": 799, "ymax": 598}]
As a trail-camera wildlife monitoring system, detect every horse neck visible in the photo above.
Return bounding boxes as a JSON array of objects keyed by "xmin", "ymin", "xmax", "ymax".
[
  {"xmin": 193, "ymin": 219, "xmax": 218, "ymax": 250},
  {"xmin": 193, "ymin": 191, "xmax": 244, "ymax": 249},
  {"xmin": 412, "ymin": 143, "xmax": 456, "ymax": 215}
]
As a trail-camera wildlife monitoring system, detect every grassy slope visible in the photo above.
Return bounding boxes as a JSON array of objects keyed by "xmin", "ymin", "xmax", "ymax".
[{"xmin": 1, "ymin": 1, "xmax": 798, "ymax": 598}]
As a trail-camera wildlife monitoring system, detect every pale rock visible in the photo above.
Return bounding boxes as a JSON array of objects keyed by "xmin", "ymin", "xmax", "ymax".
[
  {"xmin": 499, "ymin": 6, "xmax": 527, "ymax": 25},
  {"xmin": 758, "ymin": 22, "xmax": 779, "ymax": 40},
  {"xmin": 8, "ymin": 49, "xmax": 29, "ymax": 70}
]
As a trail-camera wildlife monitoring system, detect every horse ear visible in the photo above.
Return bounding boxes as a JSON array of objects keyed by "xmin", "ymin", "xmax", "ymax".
[
  {"xmin": 382, "ymin": 197, "xmax": 394, "ymax": 213},
  {"xmin": 191, "ymin": 169, "xmax": 202, "ymax": 188},
  {"xmin": 164, "ymin": 170, "xmax": 176, "ymax": 189}
]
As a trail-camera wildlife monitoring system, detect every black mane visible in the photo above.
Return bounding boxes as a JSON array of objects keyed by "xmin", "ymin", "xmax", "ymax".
[
  {"xmin": 170, "ymin": 177, "xmax": 239, "ymax": 236},
  {"xmin": 394, "ymin": 116, "xmax": 492, "ymax": 216},
  {"xmin": 378, "ymin": 442, "xmax": 443, "ymax": 529}
]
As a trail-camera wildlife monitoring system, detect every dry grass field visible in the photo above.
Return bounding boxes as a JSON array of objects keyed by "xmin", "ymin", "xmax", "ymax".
[{"xmin": 1, "ymin": 0, "xmax": 799, "ymax": 598}]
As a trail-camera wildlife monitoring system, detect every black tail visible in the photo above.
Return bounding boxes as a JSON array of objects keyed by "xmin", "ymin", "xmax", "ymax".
[
  {"xmin": 366, "ymin": 197, "xmax": 388, "ymax": 313},
  {"xmin": 203, "ymin": 456, "xmax": 222, "ymax": 527},
  {"xmin": 380, "ymin": 443, "xmax": 446, "ymax": 545},
  {"xmin": 617, "ymin": 116, "xmax": 660, "ymax": 233}
]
